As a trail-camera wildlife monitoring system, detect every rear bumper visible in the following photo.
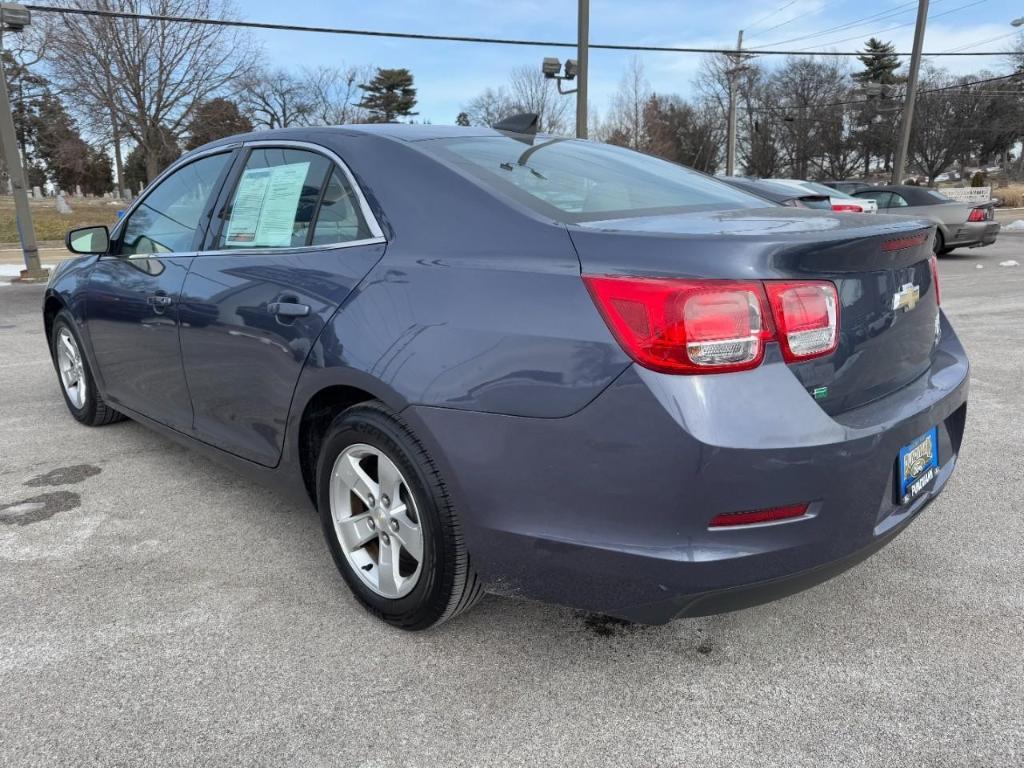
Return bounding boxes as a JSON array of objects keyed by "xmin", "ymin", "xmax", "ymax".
[
  {"xmin": 404, "ymin": 314, "xmax": 970, "ymax": 624},
  {"xmin": 948, "ymin": 221, "xmax": 1000, "ymax": 248}
]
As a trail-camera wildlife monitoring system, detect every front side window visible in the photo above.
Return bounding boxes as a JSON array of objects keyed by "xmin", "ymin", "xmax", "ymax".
[
  {"xmin": 120, "ymin": 153, "xmax": 231, "ymax": 256},
  {"xmin": 217, "ymin": 148, "xmax": 332, "ymax": 249},
  {"xmin": 427, "ymin": 137, "xmax": 772, "ymax": 222}
]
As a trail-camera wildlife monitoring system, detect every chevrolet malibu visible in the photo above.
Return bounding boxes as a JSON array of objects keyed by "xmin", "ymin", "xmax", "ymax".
[{"xmin": 44, "ymin": 122, "xmax": 968, "ymax": 630}]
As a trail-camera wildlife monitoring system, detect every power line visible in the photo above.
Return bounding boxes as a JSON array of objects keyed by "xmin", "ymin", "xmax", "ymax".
[
  {"xmin": 743, "ymin": 72, "xmax": 1022, "ymax": 113},
  {"xmin": 22, "ymin": 4, "xmax": 1015, "ymax": 57},
  {"xmin": 745, "ymin": 1, "xmax": 806, "ymax": 38},
  {"xmin": 940, "ymin": 29, "xmax": 1021, "ymax": 53},
  {"xmin": 793, "ymin": 0, "xmax": 989, "ymax": 52},
  {"xmin": 748, "ymin": 0, "xmax": 925, "ymax": 50}
]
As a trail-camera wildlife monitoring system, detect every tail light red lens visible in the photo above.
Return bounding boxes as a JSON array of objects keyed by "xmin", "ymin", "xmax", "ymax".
[
  {"xmin": 582, "ymin": 276, "xmax": 771, "ymax": 374},
  {"xmin": 709, "ymin": 503, "xmax": 809, "ymax": 528},
  {"xmin": 765, "ymin": 281, "xmax": 839, "ymax": 361},
  {"xmin": 929, "ymin": 255, "xmax": 941, "ymax": 306},
  {"xmin": 585, "ymin": 275, "xmax": 840, "ymax": 374},
  {"xmin": 967, "ymin": 207, "xmax": 987, "ymax": 222},
  {"xmin": 831, "ymin": 203, "xmax": 863, "ymax": 213}
]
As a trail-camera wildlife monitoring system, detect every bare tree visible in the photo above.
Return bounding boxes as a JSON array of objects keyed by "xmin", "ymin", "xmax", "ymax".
[
  {"xmin": 239, "ymin": 68, "xmax": 314, "ymax": 129},
  {"xmin": 45, "ymin": 0, "xmax": 255, "ymax": 185},
  {"xmin": 462, "ymin": 68, "xmax": 569, "ymax": 133},
  {"xmin": 910, "ymin": 69, "xmax": 984, "ymax": 184},
  {"xmin": 304, "ymin": 65, "xmax": 373, "ymax": 125},
  {"xmin": 608, "ymin": 56, "xmax": 651, "ymax": 149},
  {"xmin": 464, "ymin": 86, "xmax": 515, "ymax": 127},
  {"xmin": 506, "ymin": 66, "xmax": 570, "ymax": 134}
]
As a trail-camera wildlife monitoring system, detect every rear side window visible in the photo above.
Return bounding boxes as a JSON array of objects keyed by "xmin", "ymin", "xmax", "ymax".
[
  {"xmin": 889, "ymin": 194, "xmax": 910, "ymax": 208},
  {"xmin": 430, "ymin": 137, "xmax": 771, "ymax": 222},
  {"xmin": 217, "ymin": 148, "xmax": 332, "ymax": 249},
  {"xmin": 311, "ymin": 170, "xmax": 372, "ymax": 245},
  {"xmin": 121, "ymin": 153, "xmax": 231, "ymax": 256}
]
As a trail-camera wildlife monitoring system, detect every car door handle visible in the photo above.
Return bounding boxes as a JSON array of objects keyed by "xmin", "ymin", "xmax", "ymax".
[
  {"xmin": 146, "ymin": 294, "xmax": 173, "ymax": 307},
  {"xmin": 268, "ymin": 301, "xmax": 310, "ymax": 318}
]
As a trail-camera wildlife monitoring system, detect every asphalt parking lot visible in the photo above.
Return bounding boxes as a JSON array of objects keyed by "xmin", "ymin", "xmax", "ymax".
[{"xmin": 1, "ymin": 239, "xmax": 1022, "ymax": 767}]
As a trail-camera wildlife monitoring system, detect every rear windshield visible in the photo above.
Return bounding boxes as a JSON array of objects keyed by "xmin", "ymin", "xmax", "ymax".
[{"xmin": 426, "ymin": 137, "xmax": 772, "ymax": 222}]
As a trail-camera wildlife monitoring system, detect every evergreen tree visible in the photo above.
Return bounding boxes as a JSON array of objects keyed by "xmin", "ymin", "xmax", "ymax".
[
  {"xmin": 358, "ymin": 68, "xmax": 418, "ymax": 123},
  {"xmin": 455, "ymin": 111, "xmax": 471, "ymax": 126},
  {"xmin": 185, "ymin": 98, "xmax": 253, "ymax": 150},
  {"xmin": 853, "ymin": 38, "xmax": 903, "ymax": 84},
  {"xmin": 854, "ymin": 39, "xmax": 904, "ymax": 177}
]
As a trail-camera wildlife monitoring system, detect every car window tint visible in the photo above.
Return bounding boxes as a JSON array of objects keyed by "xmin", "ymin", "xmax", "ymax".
[
  {"xmin": 889, "ymin": 194, "xmax": 910, "ymax": 208},
  {"xmin": 926, "ymin": 190, "xmax": 952, "ymax": 202},
  {"xmin": 311, "ymin": 168, "xmax": 372, "ymax": 245},
  {"xmin": 218, "ymin": 148, "xmax": 332, "ymax": 249},
  {"xmin": 121, "ymin": 153, "xmax": 231, "ymax": 256},
  {"xmin": 432, "ymin": 137, "xmax": 772, "ymax": 222}
]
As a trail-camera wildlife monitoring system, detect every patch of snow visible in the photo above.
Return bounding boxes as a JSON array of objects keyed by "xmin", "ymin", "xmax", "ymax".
[
  {"xmin": 999, "ymin": 260, "xmax": 1019, "ymax": 267},
  {"xmin": 976, "ymin": 264, "xmax": 984, "ymax": 269},
  {"xmin": 1004, "ymin": 219, "xmax": 1024, "ymax": 232}
]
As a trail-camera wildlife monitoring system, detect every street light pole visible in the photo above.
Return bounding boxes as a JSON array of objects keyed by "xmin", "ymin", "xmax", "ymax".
[
  {"xmin": 892, "ymin": 0, "xmax": 929, "ymax": 185},
  {"xmin": 576, "ymin": 0, "xmax": 589, "ymax": 139},
  {"xmin": 726, "ymin": 30, "xmax": 744, "ymax": 176},
  {"xmin": 0, "ymin": 2, "xmax": 45, "ymax": 281}
]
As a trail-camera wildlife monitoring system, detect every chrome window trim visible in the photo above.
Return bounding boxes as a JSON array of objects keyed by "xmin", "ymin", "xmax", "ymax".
[{"xmin": 110, "ymin": 138, "xmax": 387, "ymax": 260}]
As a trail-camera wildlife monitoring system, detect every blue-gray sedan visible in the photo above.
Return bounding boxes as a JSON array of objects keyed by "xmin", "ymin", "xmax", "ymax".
[{"xmin": 44, "ymin": 123, "xmax": 967, "ymax": 629}]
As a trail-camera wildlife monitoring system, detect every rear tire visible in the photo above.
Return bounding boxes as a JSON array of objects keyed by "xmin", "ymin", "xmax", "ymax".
[
  {"xmin": 316, "ymin": 402, "xmax": 483, "ymax": 630},
  {"xmin": 50, "ymin": 310, "xmax": 125, "ymax": 427}
]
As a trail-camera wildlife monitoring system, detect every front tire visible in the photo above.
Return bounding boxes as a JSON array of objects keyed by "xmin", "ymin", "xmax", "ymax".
[
  {"xmin": 316, "ymin": 402, "xmax": 483, "ymax": 630},
  {"xmin": 50, "ymin": 310, "xmax": 124, "ymax": 427},
  {"xmin": 933, "ymin": 230, "xmax": 945, "ymax": 256}
]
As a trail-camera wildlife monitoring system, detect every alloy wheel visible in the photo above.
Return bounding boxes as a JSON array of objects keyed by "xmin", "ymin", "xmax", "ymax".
[
  {"xmin": 329, "ymin": 443, "xmax": 424, "ymax": 598},
  {"xmin": 56, "ymin": 327, "xmax": 87, "ymax": 410}
]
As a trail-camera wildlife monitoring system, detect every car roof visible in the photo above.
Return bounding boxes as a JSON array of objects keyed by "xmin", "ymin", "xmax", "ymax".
[{"xmin": 195, "ymin": 124, "xmax": 541, "ymax": 153}]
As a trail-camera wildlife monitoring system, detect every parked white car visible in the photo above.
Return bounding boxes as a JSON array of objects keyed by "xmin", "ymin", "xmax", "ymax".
[{"xmin": 769, "ymin": 179, "xmax": 879, "ymax": 213}]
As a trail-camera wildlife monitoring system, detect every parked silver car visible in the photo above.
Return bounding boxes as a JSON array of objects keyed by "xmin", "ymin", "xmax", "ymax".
[{"xmin": 853, "ymin": 185, "xmax": 999, "ymax": 255}]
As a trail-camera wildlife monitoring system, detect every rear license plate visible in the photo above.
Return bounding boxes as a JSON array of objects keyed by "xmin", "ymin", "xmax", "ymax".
[{"xmin": 898, "ymin": 426, "xmax": 939, "ymax": 505}]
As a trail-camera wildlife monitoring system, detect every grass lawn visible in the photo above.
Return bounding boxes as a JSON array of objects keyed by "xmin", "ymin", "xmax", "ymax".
[{"xmin": 0, "ymin": 196, "xmax": 125, "ymax": 244}]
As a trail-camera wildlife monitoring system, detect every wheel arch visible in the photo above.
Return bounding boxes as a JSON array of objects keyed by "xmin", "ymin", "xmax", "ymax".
[
  {"xmin": 43, "ymin": 292, "xmax": 65, "ymax": 347},
  {"xmin": 296, "ymin": 383, "xmax": 381, "ymax": 504}
]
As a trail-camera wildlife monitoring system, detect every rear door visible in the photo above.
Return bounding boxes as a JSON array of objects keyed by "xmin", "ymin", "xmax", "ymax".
[
  {"xmin": 87, "ymin": 150, "xmax": 235, "ymax": 430},
  {"xmin": 178, "ymin": 141, "xmax": 385, "ymax": 467}
]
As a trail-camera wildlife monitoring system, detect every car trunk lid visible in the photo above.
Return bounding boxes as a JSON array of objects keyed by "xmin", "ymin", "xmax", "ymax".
[{"xmin": 570, "ymin": 208, "xmax": 940, "ymax": 415}]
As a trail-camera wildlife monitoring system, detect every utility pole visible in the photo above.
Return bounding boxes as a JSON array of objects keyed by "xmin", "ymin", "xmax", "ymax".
[
  {"xmin": 576, "ymin": 0, "xmax": 589, "ymax": 139},
  {"xmin": 726, "ymin": 30, "xmax": 744, "ymax": 176},
  {"xmin": 892, "ymin": 0, "xmax": 929, "ymax": 184},
  {"xmin": 0, "ymin": 2, "xmax": 45, "ymax": 281}
]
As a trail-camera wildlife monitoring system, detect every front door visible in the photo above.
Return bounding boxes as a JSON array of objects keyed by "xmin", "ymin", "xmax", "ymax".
[
  {"xmin": 179, "ymin": 144, "xmax": 385, "ymax": 467},
  {"xmin": 86, "ymin": 151, "xmax": 235, "ymax": 430}
]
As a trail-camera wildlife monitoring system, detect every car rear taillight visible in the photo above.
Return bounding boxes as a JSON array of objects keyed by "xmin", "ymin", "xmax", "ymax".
[
  {"xmin": 765, "ymin": 282, "xmax": 839, "ymax": 362},
  {"xmin": 831, "ymin": 203, "xmax": 863, "ymax": 213},
  {"xmin": 967, "ymin": 207, "xmax": 987, "ymax": 222},
  {"xmin": 585, "ymin": 276, "xmax": 840, "ymax": 374},
  {"xmin": 709, "ymin": 503, "xmax": 809, "ymax": 528},
  {"xmin": 582, "ymin": 277, "xmax": 772, "ymax": 374},
  {"xmin": 929, "ymin": 255, "xmax": 941, "ymax": 306}
]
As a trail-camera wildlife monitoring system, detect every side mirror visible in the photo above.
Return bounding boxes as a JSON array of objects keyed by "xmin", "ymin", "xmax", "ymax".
[{"xmin": 66, "ymin": 225, "xmax": 110, "ymax": 255}]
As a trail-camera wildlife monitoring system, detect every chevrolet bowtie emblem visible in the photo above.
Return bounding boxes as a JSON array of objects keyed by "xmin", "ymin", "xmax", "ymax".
[{"xmin": 892, "ymin": 282, "xmax": 920, "ymax": 312}]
